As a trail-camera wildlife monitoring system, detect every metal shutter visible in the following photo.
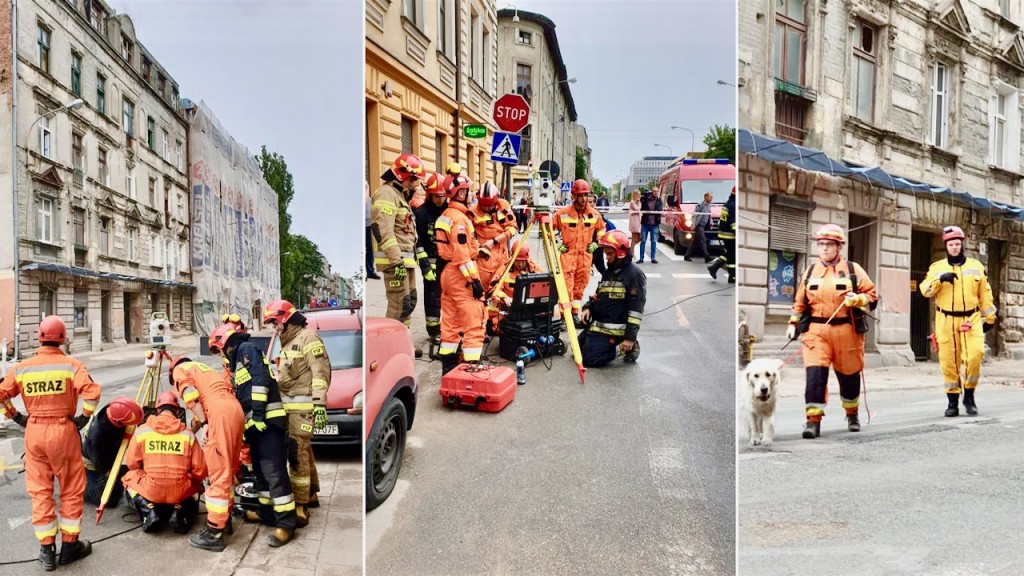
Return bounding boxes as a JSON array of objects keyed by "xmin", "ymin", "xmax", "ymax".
[
  {"xmin": 769, "ymin": 204, "xmax": 808, "ymax": 252},
  {"xmin": 401, "ymin": 117, "xmax": 414, "ymax": 154}
]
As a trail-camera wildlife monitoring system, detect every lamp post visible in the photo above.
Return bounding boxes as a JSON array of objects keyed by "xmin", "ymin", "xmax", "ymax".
[
  {"xmin": 12, "ymin": 98, "xmax": 83, "ymax": 360},
  {"xmin": 547, "ymin": 77, "xmax": 575, "ymax": 181},
  {"xmin": 716, "ymin": 79, "xmax": 736, "ymax": 88},
  {"xmin": 670, "ymin": 126, "xmax": 695, "ymax": 156},
  {"xmin": 654, "ymin": 143, "xmax": 673, "ymax": 157}
]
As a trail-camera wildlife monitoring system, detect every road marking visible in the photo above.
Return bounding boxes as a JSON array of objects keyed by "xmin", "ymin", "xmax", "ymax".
[
  {"xmin": 673, "ymin": 273, "xmax": 710, "ymax": 279},
  {"xmin": 7, "ymin": 516, "xmax": 29, "ymax": 530},
  {"xmin": 675, "ymin": 298, "xmax": 689, "ymax": 327},
  {"xmin": 646, "ymin": 273, "xmax": 663, "ymax": 279}
]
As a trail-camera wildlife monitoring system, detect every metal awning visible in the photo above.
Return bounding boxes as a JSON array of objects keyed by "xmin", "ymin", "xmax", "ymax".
[{"xmin": 21, "ymin": 261, "xmax": 195, "ymax": 290}]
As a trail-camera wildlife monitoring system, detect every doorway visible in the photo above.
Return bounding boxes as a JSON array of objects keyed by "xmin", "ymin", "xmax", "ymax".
[
  {"xmin": 910, "ymin": 230, "xmax": 936, "ymax": 360},
  {"xmin": 101, "ymin": 291, "xmax": 112, "ymax": 343},
  {"xmin": 985, "ymin": 239, "xmax": 1006, "ymax": 356},
  {"xmin": 123, "ymin": 293, "xmax": 132, "ymax": 342},
  {"xmin": 846, "ymin": 214, "xmax": 878, "ymax": 351}
]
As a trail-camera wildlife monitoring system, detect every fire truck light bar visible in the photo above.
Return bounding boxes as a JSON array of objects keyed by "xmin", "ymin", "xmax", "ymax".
[{"xmin": 682, "ymin": 158, "xmax": 731, "ymax": 165}]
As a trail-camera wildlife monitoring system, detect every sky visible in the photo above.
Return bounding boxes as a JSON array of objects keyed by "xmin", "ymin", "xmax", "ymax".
[
  {"xmin": 509, "ymin": 0, "xmax": 737, "ymax": 187},
  {"xmin": 114, "ymin": 0, "xmax": 364, "ymax": 278}
]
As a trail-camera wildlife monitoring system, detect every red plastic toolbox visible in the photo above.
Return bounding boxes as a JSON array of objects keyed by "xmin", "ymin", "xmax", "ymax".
[{"xmin": 439, "ymin": 364, "xmax": 516, "ymax": 413}]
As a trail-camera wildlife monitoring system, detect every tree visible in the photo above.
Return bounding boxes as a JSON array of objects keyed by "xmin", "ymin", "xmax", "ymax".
[
  {"xmin": 590, "ymin": 177, "xmax": 608, "ymax": 197},
  {"xmin": 257, "ymin": 146, "xmax": 295, "ymax": 245},
  {"xmin": 575, "ymin": 146, "xmax": 587, "ymax": 180},
  {"xmin": 282, "ymin": 234, "xmax": 325, "ymax": 305},
  {"xmin": 703, "ymin": 124, "xmax": 736, "ymax": 164}
]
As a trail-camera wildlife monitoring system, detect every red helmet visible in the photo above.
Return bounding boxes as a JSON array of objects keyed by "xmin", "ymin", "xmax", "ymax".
[
  {"xmin": 106, "ymin": 397, "xmax": 143, "ymax": 427},
  {"xmin": 155, "ymin": 391, "xmax": 180, "ymax": 412},
  {"xmin": 208, "ymin": 322, "xmax": 243, "ymax": 355},
  {"xmin": 38, "ymin": 315, "xmax": 67, "ymax": 345},
  {"xmin": 942, "ymin": 225, "xmax": 965, "ymax": 243},
  {"xmin": 391, "ymin": 153, "xmax": 424, "ymax": 182},
  {"xmin": 732, "ymin": 186, "xmax": 736, "ymax": 195},
  {"xmin": 813, "ymin": 224, "xmax": 846, "ymax": 244},
  {"xmin": 512, "ymin": 238, "xmax": 530, "ymax": 261},
  {"xmin": 445, "ymin": 174, "xmax": 473, "ymax": 200},
  {"xmin": 571, "ymin": 179, "xmax": 591, "ymax": 196},
  {"xmin": 167, "ymin": 355, "xmax": 190, "ymax": 386},
  {"xmin": 263, "ymin": 299, "xmax": 297, "ymax": 325},
  {"xmin": 598, "ymin": 230, "xmax": 631, "ymax": 260},
  {"xmin": 423, "ymin": 173, "xmax": 445, "ymax": 196},
  {"xmin": 478, "ymin": 182, "xmax": 500, "ymax": 208}
]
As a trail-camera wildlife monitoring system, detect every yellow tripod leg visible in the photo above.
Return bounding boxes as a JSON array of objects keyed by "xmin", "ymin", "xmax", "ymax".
[{"xmin": 539, "ymin": 217, "xmax": 586, "ymax": 384}]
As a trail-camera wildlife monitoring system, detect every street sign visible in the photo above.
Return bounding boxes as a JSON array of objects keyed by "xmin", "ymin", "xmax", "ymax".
[
  {"xmin": 560, "ymin": 182, "xmax": 571, "ymax": 193},
  {"xmin": 492, "ymin": 93, "xmax": 530, "ymax": 133},
  {"xmin": 463, "ymin": 124, "xmax": 487, "ymax": 139},
  {"xmin": 540, "ymin": 160, "xmax": 560, "ymax": 181},
  {"xmin": 491, "ymin": 132, "xmax": 521, "ymax": 165}
]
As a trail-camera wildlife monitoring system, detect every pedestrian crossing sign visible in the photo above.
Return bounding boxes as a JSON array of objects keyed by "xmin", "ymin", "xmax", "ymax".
[
  {"xmin": 491, "ymin": 132, "xmax": 521, "ymax": 165},
  {"xmin": 560, "ymin": 182, "xmax": 571, "ymax": 193}
]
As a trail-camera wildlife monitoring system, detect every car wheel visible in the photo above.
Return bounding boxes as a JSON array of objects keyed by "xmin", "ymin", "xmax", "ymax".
[
  {"xmin": 673, "ymin": 230, "xmax": 686, "ymax": 255},
  {"xmin": 365, "ymin": 397, "xmax": 408, "ymax": 511}
]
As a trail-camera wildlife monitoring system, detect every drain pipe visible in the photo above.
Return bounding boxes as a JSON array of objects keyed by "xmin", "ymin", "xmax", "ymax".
[{"xmin": 11, "ymin": 0, "xmax": 19, "ymax": 361}]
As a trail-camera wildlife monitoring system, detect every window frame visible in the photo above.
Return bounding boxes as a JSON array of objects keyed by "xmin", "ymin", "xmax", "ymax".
[
  {"xmin": 37, "ymin": 24, "xmax": 50, "ymax": 74},
  {"xmin": 849, "ymin": 20, "xmax": 878, "ymax": 123},
  {"xmin": 71, "ymin": 51, "xmax": 82, "ymax": 96},
  {"xmin": 774, "ymin": 0, "xmax": 807, "ymax": 86},
  {"xmin": 930, "ymin": 62, "xmax": 950, "ymax": 148},
  {"xmin": 98, "ymin": 147, "xmax": 109, "ymax": 186},
  {"xmin": 38, "ymin": 197, "xmax": 54, "ymax": 243},
  {"xmin": 39, "ymin": 116, "xmax": 51, "ymax": 158},
  {"xmin": 96, "ymin": 73, "xmax": 106, "ymax": 115},
  {"xmin": 147, "ymin": 116, "xmax": 155, "ymax": 149},
  {"xmin": 122, "ymin": 97, "xmax": 135, "ymax": 136}
]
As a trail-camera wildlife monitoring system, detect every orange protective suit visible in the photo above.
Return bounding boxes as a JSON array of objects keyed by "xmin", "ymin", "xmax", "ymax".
[
  {"xmin": 470, "ymin": 198, "xmax": 518, "ymax": 289},
  {"xmin": 170, "ymin": 361, "xmax": 244, "ymax": 530},
  {"xmin": 122, "ymin": 411, "xmax": 207, "ymax": 505},
  {"xmin": 0, "ymin": 347, "xmax": 101, "ymax": 545},
  {"xmin": 789, "ymin": 259, "xmax": 878, "ymax": 422},
  {"xmin": 554, "ymin": 203, "xmax": 606, "ymax": 314},
  {"xmin": 435, "ymin": 201, "xmax": 486, "ymax": 362},
  {"xmin": 486, "ymin": 258, "xmax": 541, "ymax": 329}
]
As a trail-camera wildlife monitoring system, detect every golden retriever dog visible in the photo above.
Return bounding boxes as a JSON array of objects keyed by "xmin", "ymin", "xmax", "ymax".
[{"xmin": 743, "ymin": 358, "xmax": 781, "ymax": 447}]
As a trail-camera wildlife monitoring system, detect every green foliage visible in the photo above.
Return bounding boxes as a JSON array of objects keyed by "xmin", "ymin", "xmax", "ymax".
[
  {"xmin": 575, "ymin": 146, "xmax": 587, "ymax": 180},
  {"xmin": 703, "ymin": 124, "xmax": 736, "ymax": 164},
  {"xmin": 590, "ymin": 177, "xmax": 607, "ymax": 197}
]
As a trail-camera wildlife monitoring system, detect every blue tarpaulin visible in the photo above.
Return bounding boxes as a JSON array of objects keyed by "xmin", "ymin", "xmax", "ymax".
[
  {"xmin": 739, "ymin": 129, "xmax": 1024, "ymax": 221},
  {"xmin": 21, "ymin": 261, "xmax": 196, "ymax": 290}
]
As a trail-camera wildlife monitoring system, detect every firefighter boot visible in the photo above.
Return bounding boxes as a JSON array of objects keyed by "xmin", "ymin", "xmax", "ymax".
[
  {"xmin": 267, "ymin": 527, "xmax": 294, "ymax": 547},
  {"xmin": 39, "ymin": 543, "xmax": 56, "ymax": 572},
  {"xmin": 623, "ymin": 340, "xmax": 640, "ymax": 363},
  {"xmin": 847, "ymin": 412, "xmax": 861, "ymax": 432},
  {"xmin": 307, "ymin": 493, "xmax": 320, "ymax": 508},
  {"xmin": 964, "ymin": 388, "xmax": 978, "ymax": 416},
  {"xmin": 58, "ymin": 540, "xmax": 92, "ymax": 566},
  {"xmin": 945, "ymin": 393, "xmax": 960, "ymax": 417},
  {"xmin": 707, "ymin": 258, "xmax": 725, "ymax": 280},
  {"xmin": 802, "ymin": 420, "xmax": 820, "ymax": 439},
  {"xmin": 132, "ymin": 494, "xmax": 162, "ymax": 533},
  {"xmin": 295, "ymin": 504, "xmax": 310, "ymax": 528},
  {"xmin": 441, "ymin": 355, "xmax": 460, "ymax": 376},
  {"xmin": 241, "ymin": 510, "xmax": 261, "ymax": 523},
  {"xmin": 189, "ymin": 526, "xmax": 226, "ymax": 552}
]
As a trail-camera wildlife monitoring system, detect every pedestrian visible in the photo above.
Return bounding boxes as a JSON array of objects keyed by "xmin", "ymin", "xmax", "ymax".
[
  {"xmin": 579, "ymin": 230, "xmax": 646, "ymax": 367},
  {"xmin": 470, "ymin": 181, "xmax": 518, "ymax": 290},
  {"xmin": 708, "ymin": 187, "xmax": 736, "ymax": 282},
  {"xmin": 685, "ymin": 192, "xmax": 714, "ymax": 263},
  {"xmin": 435, "ymin": 174, "xmax": 486, "ymax": 374},
  {"xmin": 365, "ymin": 182, "xmax": 380, "ymax": 280},
  {"xmin": 638, "ymin": 187, "xmax": 663, "ymax": 264},
  {"xmin": 554, "ymin": 179, "xmax": 607, "ymax": 323},
  {"xmin": 82, "ymin": 397, "xmax": 144, "ymax": 509},
  {"xmin": 121, "ymin": 392, "xmax": 207, "ymax": 535},
  {"xmin": 919, "ymin": 225, "xmax": 996, "ymax": 417},
  {"xmin": 596, "ymin": 192, "xmax": 610, "ymax": 208},
  {"xmin": 487, "ymin": 238, "xmax": 541, "ymax": 334},
  {"xmin": 413, "ymin": 173, "xmax": 448, "ymax": 351},
  {"xmin": 263, "ymin": 300, "xmax": 331, "ymax": 525},
  {"xmin": 518, "ymin": 195, "xmax": 530, "ymax": 232},
  {"xmin": 786, "ymin": 224, "xmax": 878, "ymax": 438},
  {"xmin": 209, "ymin": 321, "xmax": 298, "ymax": 546},
  {"xmin": 167, "ymin": 357, "xmax": 244, "ymax": 551},
  {"xmin": 371, "ymin": 153, "xmax": 423, "ymax": 326},
  {"xmin": 628, "ymin": 190, "xmax": 642, "ymax": 258},
  {"xmin": 0, "ymin": 316, "xmax": 100, "ymax": 570}
]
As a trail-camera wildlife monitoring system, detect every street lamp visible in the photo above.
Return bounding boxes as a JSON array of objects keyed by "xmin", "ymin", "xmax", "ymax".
[
  {"xmin": 716, "ymin": 79, "xmax": 736, "ymax": 88},
  {"xmin": 11, "ymin": 98, "xmax": 84, "ymax": 360},
  {"xmin": 654, "ymin": 143, "xmax": 673, "ymax": 157},
  {"xmin": 547, "ymin": 77, "xmax": 576, "ymax": 181},
  {"xmin": 670, "ymin": 126, "xmax": 695, "ymax": 155}
]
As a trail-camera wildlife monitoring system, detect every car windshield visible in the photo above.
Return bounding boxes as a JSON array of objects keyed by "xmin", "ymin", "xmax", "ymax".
[
  {"xmin": 269, "ymin": 329, "xmax": 362, "ymax": 370},
  {"xmin": 680, "ymin": 179, "xmax": 733, "ymax": 204}
]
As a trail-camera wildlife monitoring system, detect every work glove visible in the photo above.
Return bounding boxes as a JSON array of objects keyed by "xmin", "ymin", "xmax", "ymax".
[
  {"xmin": 939, "ymin": 272, "xmax": 957, "ymax": 283},
  {"xmin": 71, "ymin": 414, "xmax": 90, "ymax": 430},
  {"xmin": 313, "ymin": 406, "xmax": 329, "ymax": 430},
  {"xmin": 786, "ymin": 324, "xmax": 798, "ymax": 341},
  {"xmin": 984, "ymin": 322, "xmax": 994, "ymax": 333},
  {"xmin": 471, "ymin": 279, "xmax": 485, "ymax": 300},
  {"xmin": 246, "ymin": 419, "xmax": 267, "ymax": 432},
  {"xmin": 844, "ymin": 293, "xmax": 869, "ymax": 308},
  {"xmin": 392, "ymin": 265, "xmax": 407, "ymax": 281},
  {"xmin": 12, "ymin": 412, "xmax": 28, "ymax": 427},
  {"xmin": 558, "ymin": 243, "xmax": 569, "ymax": 253},
  {"xmin": 587, "ymin": 242, "xmax": 599, "ymax": 253},
  {"xmin": 424, "ymin": 267, "xmax": 437, "ymax": 282}
]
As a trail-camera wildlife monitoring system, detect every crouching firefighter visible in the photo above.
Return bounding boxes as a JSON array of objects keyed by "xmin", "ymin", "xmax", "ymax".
[
  {"xmin": 122, "ymin": 392, "xmax": 207, "ymax": 534},
  {"xmin": 208, "ymin": 321, "xmax": 297, "ymax": 546},
  {"xmin": 83, "ymin": 397, "xmax": 144, "ymax": 508},
  {"xmin": 579, "ymin": 230, "xmax": 647, "ymax": 367},
  {"xmin": 786, "ymin": 224, "xmax": 878, "ymax": 438},
  {"xmin": 919, "ymin": 225, "xmax": 996, "ymax": 417}
]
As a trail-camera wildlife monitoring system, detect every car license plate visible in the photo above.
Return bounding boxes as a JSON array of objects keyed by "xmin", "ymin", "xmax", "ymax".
[
  {"xmin": 709, "ymin": 239, "xmax": 724, "ymax": 246},
  {"xmin": 314, "ymin": 424, "xmax": 338, "ymax": 435}
]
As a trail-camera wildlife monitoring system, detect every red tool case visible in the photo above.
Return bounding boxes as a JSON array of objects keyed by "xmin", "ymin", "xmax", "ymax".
[{"xmin": 439, "ymin": 364, "xmax": 516, "ymax": 413}]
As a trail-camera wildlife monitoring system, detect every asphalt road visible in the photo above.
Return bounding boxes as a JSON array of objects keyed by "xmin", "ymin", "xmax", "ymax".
[
  {"xmin": 738, "ymin": 383, "xmax": 1024, "ymax": 576},
  {"xmin": 367, "ymin": 226, "xmax": 737, "ymax": 575}
]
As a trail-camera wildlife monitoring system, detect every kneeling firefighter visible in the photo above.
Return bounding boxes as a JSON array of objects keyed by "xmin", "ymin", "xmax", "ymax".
[
  {"xmin": 579, "ymin": 230, "xmax": 647, "ymax": 367},
  {"xmin": 83, "ymin": 397, "xmax": 144, "ymax": 508},
  {"xmin": 486, "ymin": 238, "xmax": 541, "ymax": 334}
]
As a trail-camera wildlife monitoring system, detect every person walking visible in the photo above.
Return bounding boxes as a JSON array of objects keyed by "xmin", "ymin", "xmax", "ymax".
[
  {"xmin": 638, "ymin": 187, "xmax": 663, "ymax": 264},
  {"xmin": 685, "ymin": 192, "xmax": 714, "ymax": 262},
  {"xmin": 628, "ymin": 190, "xmax": 642, "ymax": 258},
  {"xmin": 708, "ymin": 187, "xmax": 736, "ymax": 283}
]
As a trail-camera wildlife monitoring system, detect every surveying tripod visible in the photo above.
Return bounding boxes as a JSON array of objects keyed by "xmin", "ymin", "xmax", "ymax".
[
  {"xmin": 492, "ymin": 206, "xmax": 587, "ymax": 384},
  {"xmin": 95, "ymin": 347, "xmax": 173, "ymax": 524}
]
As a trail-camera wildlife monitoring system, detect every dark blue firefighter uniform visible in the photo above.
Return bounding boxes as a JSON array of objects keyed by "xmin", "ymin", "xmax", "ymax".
[{"xmin": 581, "ymin": 252, "xmax": 647, "ymax": 367}]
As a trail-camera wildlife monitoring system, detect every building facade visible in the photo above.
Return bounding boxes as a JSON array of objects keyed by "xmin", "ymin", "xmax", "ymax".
[
  {"xmin": 625, "ymin": 156, "xmax": 674, "ymax": 195},
  {"xmin": 739, "ymin": 0, "xmax": 1024, "ymax": 362},
  {"xmin": 9, "ymin": 0, "xmax": 191, "ymax": 355},
  {"xmin": 366, "ymin": 0, "xmax": 499, "ymax": 189}
]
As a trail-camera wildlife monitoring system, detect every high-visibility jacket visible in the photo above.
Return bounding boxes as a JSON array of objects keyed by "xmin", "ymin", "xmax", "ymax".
[
  {"xmin": 554, "ymin": 204, "xmax": 606, "ymax": 252},
  {"xmin": 172, "ymin": 362, "xmax": 237, "ymax": 424},
  {"xmin": 276, "ymin": 325, "xmax": 331, "ymax": 412},
  {"xmin": 470, "ymin": 199, "xmax": 517, "ymax": 248},
  {"xmin": 227, "ymin": 336, "xmax": 288, "ymax": 429},
  {"xmin": 719, "ymin": 193, "xmax": 736, "ymax": 240},
  {"xmin": 0, "ymin": 346, "xmax": 100, "ymax": 419},
  {"xmin": 436, "ymin": 202, "xmax": 481, "ymax": 283},
  {"xmin": 414, "ymin": 199, "xmax": 447, "ymax": 272},
  {"xmin": 920, "ymin": 256, "xmax": 996, "ymax": 322},
  {"xmin": 371, "ymin": 181, "xmax": 418, "ymax": 271},
  {"xmin": 789, "ymin": 258, "xmax": 878, "ymax": 328},
  {"xmin": 585, "ymin": 259, "xmax": 647, "ymax": 342},
  {"xmin": 122, "ymin": 411, "xmax": 207, "ymax": 504}
]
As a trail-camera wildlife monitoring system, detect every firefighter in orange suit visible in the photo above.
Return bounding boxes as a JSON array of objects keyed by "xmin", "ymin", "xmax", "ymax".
[
  {"xmin": 122, "ymin": 392, "xmax": 207, "ymax": 535},
  {"xmin": 486, "ymin": 238, "xmax": 541, "ymax": 334},
  {"xmin": 554, "ymin": 179, "xmax": 607, "ymax": 322},
  {"xmin": 786, "ymin": 224, "xmax": 878, "ymax": 439},
  {"xmin": 435, "ymin": 174, "xmax": 486, "ymax": 374},
  {"xmin": 0, "ymin": 316, "xmax": 100, "ymax": 570},
  {"xmin": 168, "ymin": 357, "xmax": 244, "ymax": 552},
  {"xmin": 470, "ymin": 181, "xmax": 518, "ymax": 290},
  {"xmin": 372, "ymin": 153, "xmax": 424, "ymax": 326},
  {"xmin": 920, "ymin": 225, "xmax": 996, "ymax": 417}
]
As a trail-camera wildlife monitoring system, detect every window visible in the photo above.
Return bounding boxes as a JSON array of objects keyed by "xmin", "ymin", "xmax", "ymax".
[
  {"xmin": 435, "ymin": 132, "xmax": 446, "ymax": 172},
  {"xmin": 39, "ymin": 116, "xmax": 51, "ymax": 158},
  {"xmin": 37, "ymin": 198, "xmax": 54, "ymax": 243},
  {"xmin": 123, "ymin": 98, "xmax": 135, "ymax": 136},
  {"xmin": 483, "ymin": 28, "xmax": 490, "ymax": 86},
  {"xmin": 128, "ymin": 227, "xmax": 137, "ymax": 260},
  {"xmin": 149, "ymin": 177, "xmax": 157, "ymax": 207},
  {"xmin": 99, "ymin": 217, "xmax": 109, "ymax": 254},
  {"xmin": 470, "ymin": 11, "xmax": 479, "ymax": 82},
  {"xmin": 37, "ymin": 25, "xmax": 50, "ymax": 74},
  {"xmin": 400, "ymin": 116, "xmax": 415, "ymax": 153},
  {"xmin": 150, "ymin": 235, "xmax": 160, "ymax": 267},
  {"xmin": 126, "ymin": 166, "xmax": 136, "ymax": 199},
  {"xmin": 516, "ymin": 63, "xmax": 532, "ymax": 99},
  {"xmin": 72, "ymin": 132, "xmax": 84, "ymax": 170},
  {"xmin": 774, "ymin": 0, "xmax": 806, "ymax": 85},
  {"xmin": 162, "ymin": 130, "xmax": 168, "ymax": 160},
  {"xmin": 177, "ymin": 192, "xmax": 185, "ymax": 220},
  {"xmin": 121, "ymin": 34, "xmax": 132, "ymax": 64},
  {"xmin": 141, "ymin": 57, "xmax": 151, "ymax": 81},
  {"xmin": 158, "ymin": 74, "xmax": 166, "ymax": 98},
  {"xmin": 768, "ymin": 203, "xmax": 809, "ymax": 305},
  {"xmin": 930, "ymin": 62, "xmax": 949, "ymax": 148},
  {"xmin": 403, "ymin": 0, "xmax": 416, "ymax": 23},
  {"xmin": 994, "ymin": 93, "xmax": 1006, "ymax": 163},
  {"xmin": 518, "ymin": 30, "xmax": 532, "ymax": 45},
  {"xmin": 73, "ymin": 207, "xmax": 85, "ymax": 246},
  {"xmin": 90, "ymin": 2, "xmax": 105, "ymax": 33},
  {"xmin": 98, "ymin": 148, "xmax": 108, "ymax": 185},
  {"xmin": 39, "ymin": 286, "xmax": 55, "ymax": 321},
  {"xmin": 990, "ymin": 83, "xmax": 1019, "ymax": 170},
  {"xmin": 176, "ymin": 140, "xmax": 183, "ymax": 170},
  {"xmin": 71, "ymin": 52, "xmax": 81, "ymax": 96},
  {"xmin": 849, "ymin": 21, "xmax": 877, "ymax": 122},
  {"xmin": 172, "ymin": 87, "xmax": 179, "ymax": 109},
  {"xmin": 147, "ymin": 116, "xmax": 155, "ymax": 148},
  {"xmin": 439, "ymin": 0, "xmax": 447, "ymax": 52},
  {"xmin": 1001, "ymin": 0, "xmax": 1010, "ymax": 18},
  {"xmin": 74, "ymin": 290, "xmax": 88, "ymax": 329},
  {"xmin": 520, "ymin": 125, "xmax": 532, "ymax": 164},
  {"xmin": 97, "ymin": 74, "xmax": 106, "ymax": 115},
  {"xmin": 775, "ymin": 91, "xmax": 809, "ymax": 144}
]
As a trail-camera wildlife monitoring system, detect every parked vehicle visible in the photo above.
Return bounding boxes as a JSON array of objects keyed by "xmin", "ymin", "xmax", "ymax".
[{"xmin": 657, "ymin": 158, "xmax": 736, "ymax": 255}]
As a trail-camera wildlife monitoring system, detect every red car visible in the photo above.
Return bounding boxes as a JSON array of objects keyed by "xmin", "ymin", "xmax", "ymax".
[
  {"xmin": 365, "ymin": 317, "xmax": 417, "ymax": 510},
  {"xmin": 268, "ymin": 306, "xmax": 363, "ymax": 446}
]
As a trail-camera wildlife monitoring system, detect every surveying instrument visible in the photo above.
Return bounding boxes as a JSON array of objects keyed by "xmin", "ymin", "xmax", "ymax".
[
  {"xmin": 492, "ymin": 177, "xmax": 587, "ymax": 384},
  {"xmin": 95, "ymin": 312, "xmax": 173, "ymax": 523}
]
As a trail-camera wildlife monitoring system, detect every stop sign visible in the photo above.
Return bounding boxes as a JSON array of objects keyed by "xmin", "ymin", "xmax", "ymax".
[{"xmin": 492, "ymin": 93, "xmax": 530, "ymax": 133}]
